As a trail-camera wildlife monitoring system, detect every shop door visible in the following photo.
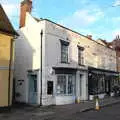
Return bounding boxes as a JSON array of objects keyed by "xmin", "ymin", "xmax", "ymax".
[
  {"xmin": 105, "ymin": 79, "xmax": 111, "ymax": 96},
  {"xmin": 79, "ymin": 74, "xmax": 84, "ymax": 100}
]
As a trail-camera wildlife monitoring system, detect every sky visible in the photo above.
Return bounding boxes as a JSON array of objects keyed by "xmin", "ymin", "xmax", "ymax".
[{"xmin": 0, "ymin": 0, "xmax": 120, "ymax": 41}]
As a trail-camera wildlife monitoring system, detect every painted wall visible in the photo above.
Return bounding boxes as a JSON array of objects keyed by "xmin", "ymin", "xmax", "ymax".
[
  {"xmin": 45, "ymin": 21, "xmax": 117, "ymax": 71},
  {"xmin": 0, "ymin": 32, "xmax": 14, "ymax": 107},
  {"xmin": 14, "ymin": 13, "xmax": 46, "ymax": 103},
  {"xmin": 15, "ymin": 13, "xmax": 88, "ymax": 105},
  {"xmin": 42, "ymin": 21, "xmax": 88, "ymax": 105},
  {"xmin": 41, "ymin": 20, "xmax": 116, "ymax": 105},
  {"xmin": 15, "ymin": 13, "xmax": 117, "ymax": 105}
]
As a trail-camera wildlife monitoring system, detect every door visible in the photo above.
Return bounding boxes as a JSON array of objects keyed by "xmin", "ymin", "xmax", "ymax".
[
  {"xmin": 80, "ymin": 75, "xmax": 82, "ymax": 97},
  {"xmin": 28, "ymin": 74, "xmax": 38, "ymax": 104},
  {"xmin": 79, "ymin": 74, "xmax": 85, "ymax": 100},
  {"xmin": 105, "ymin": 78, "xmax": 111, "ymax": 96}
]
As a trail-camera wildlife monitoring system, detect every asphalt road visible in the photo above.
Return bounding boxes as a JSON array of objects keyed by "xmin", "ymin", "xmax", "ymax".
[
  {"xmin": 0, "ymin": 103, "xmax": 120, "ymax": 120},
  {"xmin": 70, "ymin": 103, "xmax": 120, "ymax": 120}
]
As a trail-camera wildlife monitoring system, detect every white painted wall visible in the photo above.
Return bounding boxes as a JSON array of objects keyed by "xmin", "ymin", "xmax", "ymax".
[
  {"xmin": 42, "ymin": 21, "xmax": 88, "ymax": 105},
  {"xmin": 15, "ymin": 12, "xmax": 117, "ymax": 105},
  {"xmin": 14, "ymin": 13, "xmax": 46, "ymax": 103},
  {"xmin": 44, "ymin": 20, "xmax": 117, "ymax": 72}
]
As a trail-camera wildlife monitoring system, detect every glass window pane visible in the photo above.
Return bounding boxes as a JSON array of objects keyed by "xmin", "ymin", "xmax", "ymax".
[
  {"xmin": 61, "ymin": 44, "xmax": 68, "ymax": 63},
  {"xmin": 78, "ymin": 48, "xmax": 84, "ymax": 65},
  {"xmin": 47, "ymin": 81, "xmax": 53, "ymax": 95},
  {"xmin": 68, "ymin": 75, "xmax": 73, "ymax": 94},
  {"xmin": 57, "ymin": 75, "xmax": 66, "ymax": 95}
]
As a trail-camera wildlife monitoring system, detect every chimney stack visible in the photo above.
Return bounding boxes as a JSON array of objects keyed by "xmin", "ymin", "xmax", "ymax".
[
  {"xmin": 87, "ymin": 35, "xmax": 92, "ymax": 40},
  {"xmin": 19, "ymin": 0, "xmax": 32, "ymax": 28}
]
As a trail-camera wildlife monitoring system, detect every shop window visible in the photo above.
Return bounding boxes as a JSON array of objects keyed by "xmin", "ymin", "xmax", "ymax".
[
  {"xmin": 88, "ymin": 73, "xmax": 105, "ymax": 95},
  {"xmin": 97, "ymin": 75, "xmax": 105, "ymax": 93},
  {"xmin": 68, "ymin": 75, "xmax": 73, "ymax": 94},
  {"xmin": 47, "ymin": 81, "xmax": 53, "ymax": 95},
  {"xmin": 57, "ymin": 75, "xmax": 66, "ymax": 94},
  {"xmin": 57, "ymin": 75, "xmax": 74, "ymax": 95}
]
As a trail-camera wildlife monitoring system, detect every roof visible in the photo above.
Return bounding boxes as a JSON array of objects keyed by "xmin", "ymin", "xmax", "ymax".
[
  {"xmin": 34, "ymin": 17, "xmax": 114, "ymax": 51},
  {"xmin": 21, "ymin": 0, "xmax": 32, "ymax": 5},
  {"xmin": 0, "ymin": 4, "xmax": 18, "ymax": 36}
]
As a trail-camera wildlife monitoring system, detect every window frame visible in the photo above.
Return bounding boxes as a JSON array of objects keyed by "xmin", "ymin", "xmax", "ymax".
[
  {"xmin": 60, "ymin": 40, "xmax": 69, "ymax": 63},
  {"xmin": 78, "ymin": 46, "xmax": 84, "ymax": 65},
  {"xmin": 57, "ymin": 74, "xmax": 74, "ymax": 96},
  {"xmin": 47, "ymin": 81, "xmax": 54, "ymax": 95}
]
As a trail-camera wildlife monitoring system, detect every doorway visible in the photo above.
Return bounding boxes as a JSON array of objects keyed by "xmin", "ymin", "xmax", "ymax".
[
  {"xmin": 105, "ymin": 79, "xmax": 111, "ymax": 96},
  {"xmin": 79, "ymin": 74, "xmax": 84, "ymax": 100},
  {"xmin": 28, "ymin": 73, "xmax": 38, "ymax": 104}
]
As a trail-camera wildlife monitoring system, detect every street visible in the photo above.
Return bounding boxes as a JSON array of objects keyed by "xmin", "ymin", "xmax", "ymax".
[
  {"xmin": 71, "ymin": 103, "xmax": 120, "ymax": 120},
  {"xmin": 0, "ymin": 103, "xmax": 120, "ymax": 120}
]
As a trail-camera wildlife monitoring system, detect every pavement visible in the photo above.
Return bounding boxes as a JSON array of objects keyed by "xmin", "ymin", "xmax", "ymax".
[
  {"xmin": 54, "ymin": 96, "xmax": 120, "ymax": 113},
  {"xmin": 0, "ymin": 97, "xmax": 120, "ymax": 120}
]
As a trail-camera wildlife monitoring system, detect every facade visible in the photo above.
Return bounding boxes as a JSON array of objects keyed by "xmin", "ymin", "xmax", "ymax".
[
  {"xmin": 0, "ymin": 4, "xmax": 18, "ymax": 107},
  {"xmin": 86, "ymin": 38, "xmax": 119, "ymax": 99},
  {"xmin": 15, "ymin": 12, "xmax": 88, "ymax": 105},
  {"xmin": 14, "ymin": 0, "xmax": 118, "ymax": 106},
  {"xmin": 109, "ymin": 35, "xmax": 120, "ymax": 72}
]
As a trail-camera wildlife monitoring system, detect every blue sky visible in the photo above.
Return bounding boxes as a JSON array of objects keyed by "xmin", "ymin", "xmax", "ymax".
[{"xmin": 1, "ymin": 0, "xmax": 120, "ymax": 41}]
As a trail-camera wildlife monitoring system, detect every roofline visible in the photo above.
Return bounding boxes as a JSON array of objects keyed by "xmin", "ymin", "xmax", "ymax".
[
  {"xmin": 0, "ymin": 30, "xmax": 19, "ymax": 36},
  {"xmin": 0, "ymin": 4, "xmax": 18, "ymax": 36},
  {"xmin": 38, "ymin": 18, "xmax": 114, "ymax": 51}
]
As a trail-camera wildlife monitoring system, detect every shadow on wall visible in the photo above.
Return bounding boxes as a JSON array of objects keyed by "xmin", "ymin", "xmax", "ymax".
[{"xmin": 13, "ymin": 30, "xmax": 35, "ymax": 103}]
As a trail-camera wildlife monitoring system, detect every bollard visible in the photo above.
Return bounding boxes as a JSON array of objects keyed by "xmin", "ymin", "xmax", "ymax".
[
  {"xmin": 76, "ymin": 98, "xmax": 80, "ymax": 104},
  {"xmin": 95, "ymin": 98, "xmax": 100, "ymax": 110}
]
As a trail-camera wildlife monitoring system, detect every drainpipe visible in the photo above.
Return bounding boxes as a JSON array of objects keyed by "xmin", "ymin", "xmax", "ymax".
[
  {"xmin": 40, "ymin": 30, "xmax": 43, "ymax": 106},
  {"xmin": 8, "ymin": 39, "xmax": 14, "ymax": 106}
]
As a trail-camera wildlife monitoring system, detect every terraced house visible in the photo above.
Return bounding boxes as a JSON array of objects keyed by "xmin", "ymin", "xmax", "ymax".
[
  {"xmin": 14, "ymin": 0, "xmax": 119, "ymax": 106},
  {"xmin": 0, "ymin": 4, "xmax": 18, "ymax": 107}
]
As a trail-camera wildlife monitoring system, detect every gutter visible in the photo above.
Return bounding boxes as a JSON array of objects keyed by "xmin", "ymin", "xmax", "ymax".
[
  {"xmin": 40, "ymin": 30, "xmax": 43, "ymax": 106},
  {"xmin": 8, "ymin": 38, "xmax": 13, "ymax": 106}
]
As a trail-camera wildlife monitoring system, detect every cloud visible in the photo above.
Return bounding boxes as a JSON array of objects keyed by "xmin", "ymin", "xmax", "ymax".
[
  {"xmin": 59, "ymin": 8, "xmax": 104, "ymax": 29},
  {"xmin": 112, "ymin": 17, "xmax": 120, "ymax": 22},
  {"xmin": 2, "ymin": 3, "xmax": 19, "ymax": 16},
  {"xmin": 113, "ymin": 0, "xmax": 120, "ymax": 7}
]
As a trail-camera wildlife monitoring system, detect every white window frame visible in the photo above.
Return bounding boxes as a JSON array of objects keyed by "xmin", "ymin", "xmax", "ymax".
[
  {"xmin": 78, "ymin": 46, "xmax": 84, "ymax": 65},
  {"xmin": 57, "ymin": 74, "xmax": 75, "ymax": 96}
]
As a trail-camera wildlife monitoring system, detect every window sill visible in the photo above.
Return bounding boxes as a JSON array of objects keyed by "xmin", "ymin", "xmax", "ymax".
[
  {"xmin": 61, "ymin": 62, "xmax": 70, "ymax": 64},
  {"xmin": 78, "ymin": 64, "xmax": 85, "ymax": 67},
  {"xmin": 56, "ymin": 94, "xmax": 74, "ymax": 96}
]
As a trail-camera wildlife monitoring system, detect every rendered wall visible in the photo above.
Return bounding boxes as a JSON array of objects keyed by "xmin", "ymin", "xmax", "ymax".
[
  {"xmin": 0, "ymin": 32, "xmax": 13, "ymax": 107},
  {"xmin": 14, "ymin": 13, "xmax": 46, "ymax": 103},
  {"xmin": 45, "ymin": 21, "xmax": 117, "ymax": 71}
]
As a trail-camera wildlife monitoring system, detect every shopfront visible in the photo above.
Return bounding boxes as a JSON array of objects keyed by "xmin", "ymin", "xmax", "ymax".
[
  {"xmin": 88, "ymin": 67, "xmax": 119, "ymax": 100},
  {"xmin": 54, "ymin": 67, "xmax": 88, "ymax": 105}
]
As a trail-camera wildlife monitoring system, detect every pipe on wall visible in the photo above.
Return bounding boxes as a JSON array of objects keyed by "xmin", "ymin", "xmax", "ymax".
[
  {"xmin": 40, "ymin": 30, "xmax": 43, "ymax": 106},
  {"xmin": 8, "ymin": 38, "xmax": 14, "ymax": 106}
]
